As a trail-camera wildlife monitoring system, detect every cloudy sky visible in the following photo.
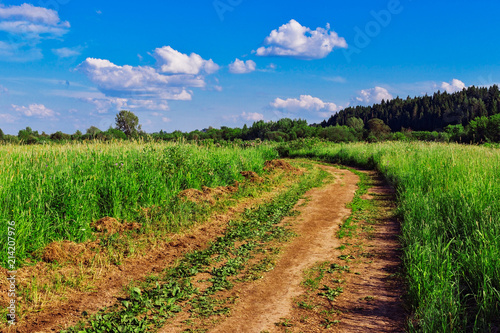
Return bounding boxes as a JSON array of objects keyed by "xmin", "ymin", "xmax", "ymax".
[{"xmin": 0, "ymin": 0, "xmax": 499, "ymax": 134}]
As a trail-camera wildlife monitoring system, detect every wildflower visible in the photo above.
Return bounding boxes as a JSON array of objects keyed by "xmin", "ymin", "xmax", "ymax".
[{"xmin": 115, "ymin": 163, "xmax": 118, "ymax": 166}]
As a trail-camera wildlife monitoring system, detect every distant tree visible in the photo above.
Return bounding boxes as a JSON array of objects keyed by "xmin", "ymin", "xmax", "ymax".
[
  {"xmin": 50, "ymin": 131, "xmax": 71, "ymax": 141},
  {"xmin": 0, "ymin": 128, "xmax": 4, "ymax": 140},
  {"xmin": 115, "ymin": 110, "xmax": 141, "ymax": 137},
  {"xmin": 86, "ymin": 126, "xmax": 101, "ymax": 138},
  {"xmin": 346, "ymin": 117, "xmax": 364, "ymax": 131},
  {"xmin": 105, "ymin": 128, "xmax": 127, "ymax": 140},
  {"xmin": 367, "ymin": 118, "xmax": 391, "ymax": 139}
]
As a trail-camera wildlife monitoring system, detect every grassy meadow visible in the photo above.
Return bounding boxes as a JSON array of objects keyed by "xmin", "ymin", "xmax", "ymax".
[
  {"xmin": 284, "ymin": 140, "xmax": 500, "ymax": 332},
  {"xmin": 0, "ymin": 141, "xmax": 278, "ymax": 265},
  {"xmin": 2, "ymin": 139, "xmax": 499, "ymax": 332}
]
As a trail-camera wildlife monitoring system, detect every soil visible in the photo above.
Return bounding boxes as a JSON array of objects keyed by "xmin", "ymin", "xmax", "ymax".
[
  {"xmin": 240, "ymin": 171, "xmax": 263, "ymax": 183},
  {"xmin": 209, "ymin": 165, "xmax": 359, "ymax": 333},
  {"xmin": 90, "ymin": 217, "xmax": 142, "ymax": 235},
  {"xmin": 263, "ymin": 159, "xmax": 298, "ymax": 172},
  {"xmin": 332, "ymin": 171, "xmax": 406, "ymax": 332}
]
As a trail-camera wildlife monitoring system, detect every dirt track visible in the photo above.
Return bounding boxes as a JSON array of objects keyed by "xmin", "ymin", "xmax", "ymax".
[{"xmin": 207, "ymin": 166, "xmax": 405, "ymax": 333}]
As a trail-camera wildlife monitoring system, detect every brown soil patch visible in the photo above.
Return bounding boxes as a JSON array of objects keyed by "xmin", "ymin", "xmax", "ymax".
[
  {"xmin": 240, "ymin": 171, "xmax": 263, "ymax": 183},
  {"xmin": 276, "ymin": 170, "xmax": 406, "ymax": 333},
  {"xmin": 179, "ymin": 182, "xmax": 239, "ymax": 205},
  {"xmin": 333, "ymin": 171, "xmax": 406, "ymax": 332},
  {"xmin": 91, "ymin": 216, "xmax": 141, "ymax": 235},
  {"xmin": 210, "ymin": 165, "xmax": 358, "ymax": 333},
  {"xmin": 264, "ymin": 159, "xmax": 298, "ymax": 172},
  {"xmin": 41, "ymin": 240, "xmax": 100, "ymax": 264}
]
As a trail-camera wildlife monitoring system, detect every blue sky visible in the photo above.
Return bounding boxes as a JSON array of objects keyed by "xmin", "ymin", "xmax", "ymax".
[{"xmin": 0, "ymin": 0, "xmax": 499, "ymax": 134}]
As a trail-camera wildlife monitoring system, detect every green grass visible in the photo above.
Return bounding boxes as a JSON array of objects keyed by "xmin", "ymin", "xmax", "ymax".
[
  {"xmin": 285, "ymin": 141, "xmax": 500, "ymax": 332},
  {"xmin": 0, "ymin": 141, "xmax": 278, "ymax": 266},
  {"xmin": 61, "ymin": 162, "xmax": 328, "ymax": 332}
]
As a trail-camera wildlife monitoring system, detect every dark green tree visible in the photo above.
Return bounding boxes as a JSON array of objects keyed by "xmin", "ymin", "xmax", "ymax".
[
  {"xmin": 115, "ymin": 110, "xmax": 141, "ymax": 137},
  {"xmin": 86, "ymin": 126, "xmax": 101, "ymax": 138}
]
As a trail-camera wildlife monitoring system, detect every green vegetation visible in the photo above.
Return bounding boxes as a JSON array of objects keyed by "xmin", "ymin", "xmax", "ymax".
[
  {"xmin": 0, "ymin": 141, "xmax": 278, "ymax": 265},
  {"xmin": 3, "ymin": 86, "xmax": 500, "ymax": 145},
  {"xmin": 324, "ymin": 85, "xmax": 500, "ymax": 133},
  {"xmin": 282, "ymin": 141, "xmax": 500, "ymax": 332},
  {"xmin": 63, "ymin": 163, "xmax": 328, "ymax": 332}
]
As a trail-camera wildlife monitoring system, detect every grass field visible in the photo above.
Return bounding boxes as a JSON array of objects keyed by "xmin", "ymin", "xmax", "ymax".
[
  {"xmin": 0, "ymin": 141, "xmax": 278, "ymax": 265},
  {"xmin": 2, "ymin": 140, "xmax": 499, "ymax": 332},
  {"xmin": 284, "ymin": 140, "xmax": 500, "ymax": 332}
]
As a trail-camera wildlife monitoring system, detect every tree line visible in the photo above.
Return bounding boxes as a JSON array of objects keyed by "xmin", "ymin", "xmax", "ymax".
[{"xmin": 1, "ymin": 87, "xmax": 500, "ymax": 144}]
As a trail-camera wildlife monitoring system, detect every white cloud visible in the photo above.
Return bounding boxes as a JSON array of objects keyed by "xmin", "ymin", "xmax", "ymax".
[
  {"xmin": 162, "ymin": 117, "xmax": 171, "ymax": 123},
  {"xmin": 77, "ymin": 46, "xmax": 219, "ymax": 113},
  {"xmin": 223, "ymin": 112, "xmax": 264, "ymax": 123},
  {"xmin": 271, "ymin": 95, "xmax": 339, "ymax": 116},
  {"xmin": 0, "ymin": 113, "xmax": 16, "ymax": 123},
  {"xmin": 52, "ymin": 46, "xmax": 82, "ymax": 58},
  {"xmin": 0, "ymin": 4, "xmax": 69, "ymax": 38},
  {"xmin": 352, "ymin": 87, "xmax": 393, "ymax": 105},
  {"xmin": 153, "ymin": 46, "xmax": 219, "ymax": 75},
  {"xmin": 12, "ymin": 103, "xmax": 56, "ymax": 118},
  {"xmin": 255, "ymin": 19, "xmax": 347, "ymax": 60},
  {"xmin": 0, "ymin": 4, "xmax": 70, "ymax": 61},
  {"xmin": 0, "ymin": 85, "xmax": 8, "ymax": 94},
  {"xmin": 440, "ymin": 79, "xmax": 466, "ymax": 94},
  {"xmin": 77, "ymin": 57, "xmax": 197, "ymax": 99},
  {"xmin": 241, "ymin": 111, "xmax": 264, "ymax": 121},
  {"xmin": 229, "ymin": 59, "xmax": 256, "ymax": 74}
]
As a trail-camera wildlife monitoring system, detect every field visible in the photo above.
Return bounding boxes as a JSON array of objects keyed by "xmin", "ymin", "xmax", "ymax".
[
  {"xmin": 1, "ymin": 140, "xmax": 499, "ymax": 332},
  {"xmin": 0, "ymin": 141, "xmax": 278, "ymax": 264},
  {"xmin": 285, "ymin": 140, "xmax": 500, "ymax": 332}
]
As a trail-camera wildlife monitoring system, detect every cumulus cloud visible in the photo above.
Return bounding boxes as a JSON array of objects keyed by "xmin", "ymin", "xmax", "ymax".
[
  {"xmin": 352, "ymin": 87, "xmax": 393, "ymax": 106},
  {"xmin": 77, "ymin": 57, "xmax": 197, "ymax": 100},
  {"xmin": 271, "ymin": 95, "xmax": 339, "ymax": 116},
  {"xmin": 229, "ymin": 59, "xmax": 256, "ymax": 74},
  {"xmin": 0, "ymin": 4, "xmax": 70, "ymax": 38},
  {"xmin": 12, "ymin": 103, "xmax": 56, "ymax": 118},
  {"xmin": 77, "ymin": 47, "xmax": 218, "ymax": 113},
  {"xmin": 153, "ymin": 46, "xmax": 219, "ymax": 75},
  {"xmin": 0, "ymin": 3, "xmax": 70, "ymax": 61},
  {"xmin": 52, "ymin": 46, "xmax": 82, "ymax": 58},
  {"xmin": 241, "ymin": 111, "xmax": 264, "ymax": 121},
  {"xmin": 255, "ymin": 19, "xmax": 347, "ymax": 60},
  {"xmin": 440, "ymin": 79, "xmax": 466, "ymax": 94}
]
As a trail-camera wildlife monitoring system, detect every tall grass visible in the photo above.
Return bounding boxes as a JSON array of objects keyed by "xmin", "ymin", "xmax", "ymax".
[
  {"xmin": 0, "ymin": 141, "xmax": 278, "ymax": 265},
  {"xmin": 286, "ymin": 141, "xmax": 500, "ymax": 332}
]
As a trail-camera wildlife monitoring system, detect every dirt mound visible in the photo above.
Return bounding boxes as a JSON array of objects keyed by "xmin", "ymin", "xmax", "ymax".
[
  {"xmin": 91, "ymin": 217, "xmax": 141, "ymax": 234},
  {"xmin": 263, "ymin": 159, "xmax": 298, "ymax": 172},
  {"xmin": 240, "ymin": 171, "xmax": 263, "ymax": 183},
  {"xmin": 179, "ymin": 182, "xmax": 239, "ymax": 204},
  {"xmin": 42, "ymin": 240, "xmax": 100, "ymax": 264}
]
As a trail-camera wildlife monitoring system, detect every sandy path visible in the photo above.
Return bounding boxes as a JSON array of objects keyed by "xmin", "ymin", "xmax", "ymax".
[{"xmin": 211, "ymin": 166, "xmax": 358, "ymax": 333}]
